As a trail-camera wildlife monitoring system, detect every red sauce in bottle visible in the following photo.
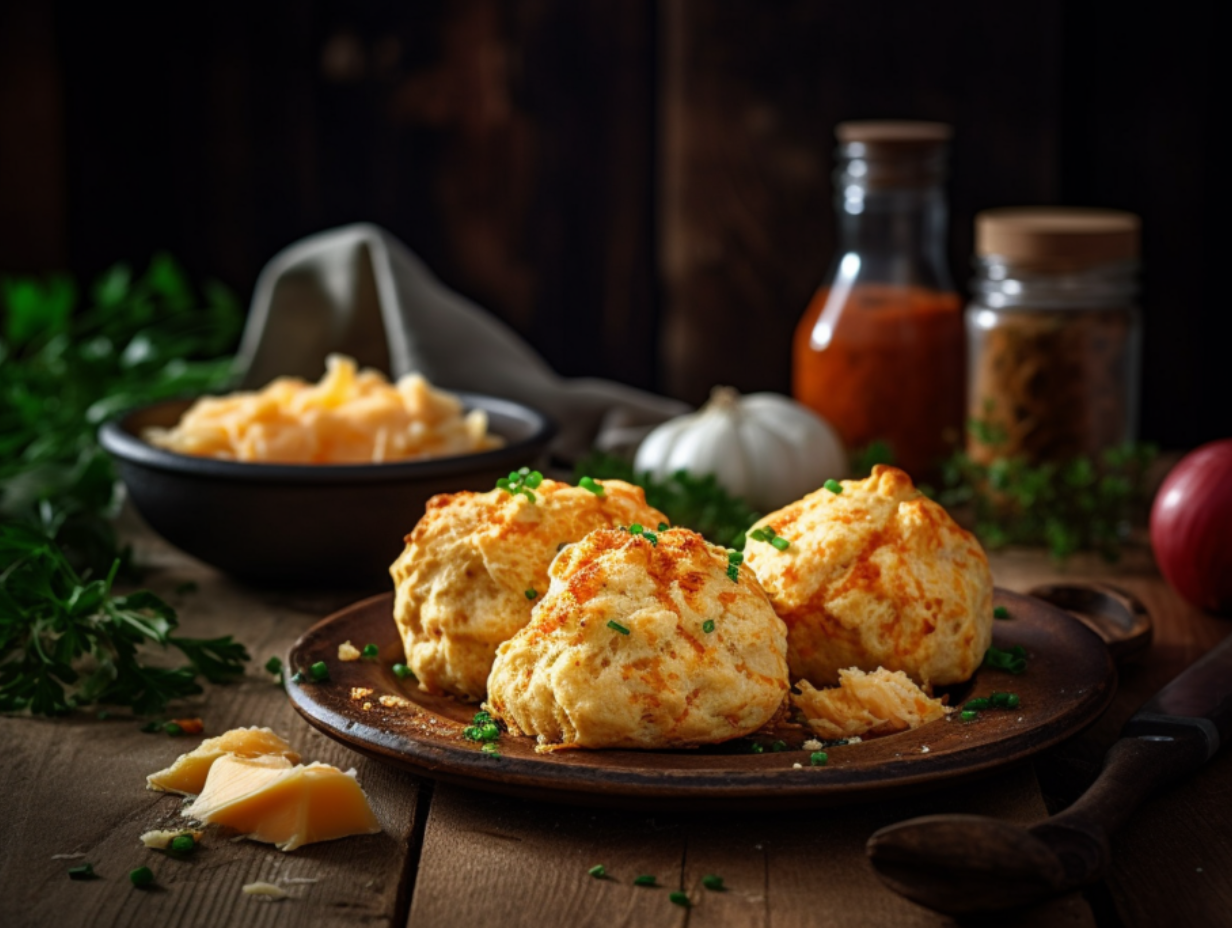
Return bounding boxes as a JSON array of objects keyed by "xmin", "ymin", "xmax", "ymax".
[{"xmin": 793, "ymin": 283, "xmax": 964, "ymax": 480}]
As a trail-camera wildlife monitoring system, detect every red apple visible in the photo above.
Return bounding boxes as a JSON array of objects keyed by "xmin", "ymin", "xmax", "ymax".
[{"xmin": 1150, "ymin": 439, "xmax": 1232, "ymax": 614}]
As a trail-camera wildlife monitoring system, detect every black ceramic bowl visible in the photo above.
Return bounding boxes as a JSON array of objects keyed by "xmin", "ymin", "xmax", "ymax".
[{"xmin": 99, "ymin": 393, "xmax": 555, "ymax": 587}]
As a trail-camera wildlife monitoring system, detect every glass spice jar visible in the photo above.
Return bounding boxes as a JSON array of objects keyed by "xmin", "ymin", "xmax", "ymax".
[
  {"xmin": 793, "ymin": 121, "xmax": 964, "ymax": 481},
  {"xmin": 965, "ymin": 207, "xmax": 1141, "ymax": 465}
]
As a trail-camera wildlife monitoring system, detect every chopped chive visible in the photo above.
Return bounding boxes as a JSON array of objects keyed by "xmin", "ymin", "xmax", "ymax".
[
  {"xmin": 993, "ymin": 605, "xmax": 1011, "ymax": 619},
  {"xmin": 771, "ymin": 740, "xmax": 787, "ymax": 752},
  {"xmin": 727, "ymin": 564, "xmax": 739, "ymax": 582},
  {"xmin": 669, "ymin": 891, "xmax": 691, "ymax": 907},
  {"xmin": 264, "ymin": 656, "xmax": 283, "ymax": 675},
  {"xmin": 702, "ymin": 619, "xmax": 715, "ymax": 634},
  {"xmin": 164, "ymin": 721, "xmax": 183, "ymax": 736},
  {"xmin": 525, "ymin": 588, "xmax": 538, "ymax": 600},
  {"xmin": 634, "ymin": 874, "xmax": 657, "ymax": 887},
  {"xmin": 984, "ymin": 645, "xmax": 1027, "ymax": 674},
  {"xmin": 750, "ymin": 742, "xmax": 764, "ymax": 754},
  {"xmin": 129, "ymin": 866, "xmax": 154, "ymax": 887},
  {"xmin": 728, "ymin": 550, "xmax": 743, "ymax": 565},
  {"xmin": 141, "ymin": 721, "xmax": 162, "ymax": 733},
  {"xmin": 579, "ymin": 476, "xmax": 605, "ymax": 495},
  {"xmin": 629, "ymin": 524, "xmax": 644, "ymax": 535},
  {"xmin": 362, "ymin": 643, "xmax": 379, "ymax": 659},
  {"xmin": 68, "ymin": 863, "xmax": 95, "ymax": 880},
  {"xmin": 498, "ymin": 469, "xmax": 543, "ymax": 502},
  {"xmin": 770, "ymin": 536, "xmax": 791, "ymax": 552},
  {"xmin": 588, "ymin": 864, "xmax": 607, "ymax": 878},
  {"xmin": 810, "ymin": 751, "xmax": 828, "ymax": 766},
  {"xmin": 960, "ymin": 709, "xmax": 979, "ymax": 722},
  {"xmin": 480, "ymin": 742, "xmax": 500, "ymax": 756},
  {"xmin": 824, "ymin": 479, "xmax": 843, "ymax": 494},
  {"xmin": 290, "ymin": 670, "xmax": 306, "ymax": 684},
  {"xmin": 473, "ymin": 710, "xmax": 492, "ymax": 723},
  {"xmin": 309, "ymin": 660, "xmax": 330, "ymax": 682},
  {"xmin": 964, "ymin": 697, "xmax": 991, "ymax": 711},
  {"xmin": 393, "ymin": 663, "xmax": 415, "ymax": 681},
  {"xmin": 643, "ymin": 532, "xmax": 658, "ymax": 546},
  {"xmin": 607, "ymin": 620, "xmax": 631, "ymax": 635},
  {"xmin": 170, "ymin": 834, "xmax": 195, "ymax": 854},
  {"xmin": 991, "ymin": 691, "xmax": 1020, "ymax": 709},
  {"xmin": 702, "ymin": 874, "xmax": 725, "ymax": 891},
  {"xmin": 658, "ymin": 523, "xmax": 670, "ymax": 532}
]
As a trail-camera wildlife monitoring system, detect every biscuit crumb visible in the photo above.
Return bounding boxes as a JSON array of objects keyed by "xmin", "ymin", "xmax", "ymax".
[
  {"xmin": 350, "ymin": 687, "xmax": 374, "ymax": 700},
  {"xmin": 379, "ymin": 695, "xmax": 412, "ymax": 708},
  {"xmin": 338, "ymin": 641, "xmax": 361, "ymax": 661}
]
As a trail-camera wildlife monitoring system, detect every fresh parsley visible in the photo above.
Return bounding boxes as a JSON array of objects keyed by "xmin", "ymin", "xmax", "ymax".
[
  {"xmin": 936, "ymin": 418, "xmax": 1156, "ymax": 562},
  {"xmin": 0, "ymin": 522, "xmax": 248, "ymax": 716},
  {"xmin": 573, "ymin": 452, "xmax": 759, "ymax": 549},
  {"xmin": 0, "ymin": 254, "xmax": 241, "ymax": 578}
]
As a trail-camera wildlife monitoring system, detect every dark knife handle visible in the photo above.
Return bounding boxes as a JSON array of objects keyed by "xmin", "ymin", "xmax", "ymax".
[{"xmin": 1124, "ymin": 633, "xmax": 1232, "ymax": 759}]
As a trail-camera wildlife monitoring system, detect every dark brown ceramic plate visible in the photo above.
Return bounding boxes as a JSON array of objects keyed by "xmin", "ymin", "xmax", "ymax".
[{"xmin": 286, "ymin": 589, "xmax": 1122, "ymax": 810}]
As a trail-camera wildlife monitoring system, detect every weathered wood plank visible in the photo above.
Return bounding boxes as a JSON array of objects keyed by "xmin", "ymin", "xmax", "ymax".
[
  {"xmin": 0, "ymin": 525, "xmax": 426, "ymax": 928},
  {"xmin": 409, "ymin": 768, "xmax": 1092, "ymax": 928}
]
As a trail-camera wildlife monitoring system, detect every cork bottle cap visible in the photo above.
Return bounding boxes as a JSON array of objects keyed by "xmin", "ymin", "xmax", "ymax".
[
  {"xmin": 835, "ymin": 120, "xmax": 952, "ymax": 149},
  {"xmin": 976, "ymin": 207, "xmax": 1140, "ymax": 269},
  {"xmin": 834, "ymin": 121, "xmax": 951, "ymax": 188}
]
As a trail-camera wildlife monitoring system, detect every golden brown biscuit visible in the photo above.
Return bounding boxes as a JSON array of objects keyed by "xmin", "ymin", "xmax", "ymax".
[
  {"xmin": 390, "ymin": 478, "xmax": 666, "ymax": 700},
  {"xmin": 744, "ymin": 465, "xmax": 992, "ymax": 687},
  {"xmin": 487, "ymin": 526, "xmax": 789, "ymax": 751},
  {"xmin": 792, "ymin": 667, "xmax": 950, "ymax": 740}
]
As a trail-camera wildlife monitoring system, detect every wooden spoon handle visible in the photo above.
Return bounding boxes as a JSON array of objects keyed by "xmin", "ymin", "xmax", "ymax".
[{"xmin": 1029, "ymin": 727, "xmax": 1209, "ymax": 884}]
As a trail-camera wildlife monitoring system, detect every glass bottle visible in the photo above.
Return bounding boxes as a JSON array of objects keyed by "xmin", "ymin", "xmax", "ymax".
[
  {"xmin": 793, "ymin": 121, "xmax": 964, "ymax": 481},
  {"xmin": 965, "ymin": 207, "xmax": 1141, "ymax": 464}
]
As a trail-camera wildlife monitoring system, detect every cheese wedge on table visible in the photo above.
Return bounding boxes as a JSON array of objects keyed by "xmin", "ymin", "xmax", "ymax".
[
  {"xmin": 184, "ymin": 754, "xmax": 382, "ymax": 851},
  {"xmin": 147, "ymin": 726, "xmax": 301, "ymax": 796}
]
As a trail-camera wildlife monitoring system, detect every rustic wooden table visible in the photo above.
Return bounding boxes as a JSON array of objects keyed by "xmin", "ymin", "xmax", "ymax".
[{"xmin": 3, "ymin": 520, "xmax": 1229, "ymax": 928}]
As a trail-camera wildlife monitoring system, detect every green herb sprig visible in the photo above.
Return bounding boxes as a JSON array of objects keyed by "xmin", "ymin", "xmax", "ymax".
[
  {"xmin": 1, "ymin": 255, "xmax": 241, "ymax": 578},
  {"xmin": 0, "ymin": 523, "xmax": 248, "ymax": 716},
  {"xmin": 573, "ymin": 453, "xmax": 759, "ymax": 550},
  {"xmin": 936, "ymin": 416, "xmax": 1156, "ymax": 562}
]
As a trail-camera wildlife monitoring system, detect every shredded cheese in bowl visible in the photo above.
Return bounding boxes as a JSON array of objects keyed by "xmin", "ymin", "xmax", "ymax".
[{"xmin": 144, "ymin": 355, "xmax": 504, "ymax": 464}]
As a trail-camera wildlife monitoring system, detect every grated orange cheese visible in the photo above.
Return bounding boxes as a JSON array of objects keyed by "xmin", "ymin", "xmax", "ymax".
[{"xmin": 144, "ymin": 354, "xmax": 503, "ymax": 464}]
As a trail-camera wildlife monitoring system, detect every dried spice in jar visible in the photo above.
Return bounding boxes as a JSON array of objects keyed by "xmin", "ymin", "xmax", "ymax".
[{"xmin": 965, "ymin": 208, "xmax": 1141, "ymax": 465}]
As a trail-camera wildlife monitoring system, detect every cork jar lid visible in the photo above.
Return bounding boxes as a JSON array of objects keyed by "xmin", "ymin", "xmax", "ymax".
[{"xmin": 976, "ymin": 207, "xmax": 1140, "ymax": 268}]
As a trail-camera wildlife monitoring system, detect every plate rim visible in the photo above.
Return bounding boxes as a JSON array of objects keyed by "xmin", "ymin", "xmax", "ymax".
[{"xmin": 286, "ymin": 588, "xmax": 1117, "ymax": 808}]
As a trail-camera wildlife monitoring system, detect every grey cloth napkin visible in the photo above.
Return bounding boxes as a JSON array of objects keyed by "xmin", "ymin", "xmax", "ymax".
[{"xmin": 236, "ymin": 223, "xmax": 689, "ymax": 461}]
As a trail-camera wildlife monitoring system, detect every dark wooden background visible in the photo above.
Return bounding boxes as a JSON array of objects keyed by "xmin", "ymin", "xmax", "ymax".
[{"xmin": 1, "ymin": 0, "xmax": 1226, "ymax": 448}]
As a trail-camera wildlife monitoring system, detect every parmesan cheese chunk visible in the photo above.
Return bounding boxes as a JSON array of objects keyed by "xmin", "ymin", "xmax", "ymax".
[
  {"xmin": 792, "ymin": 667, "xmax": 950, "ymax": 740},
  {"xmin": 184, "ymin": 755, "xmax": 382, "ymax": 852},
  {"xmin": 139, "ymin": 828, "xmax": 204, "ymax": 849},
  {"xmin": 242, "ymin": 881, "xmax": 288, "ymax": 899},
  {"xmin": 147, "ymin": 727, "xmax": 301, "ymax": 796}
]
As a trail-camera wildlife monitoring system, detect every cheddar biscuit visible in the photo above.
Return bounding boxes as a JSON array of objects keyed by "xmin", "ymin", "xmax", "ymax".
[
  {"xmin": 487, "ymin": 526, "xmax": 789, "ymax": 750},
  {"xmin": 390, "ymin": 479, "xmax": 666, "ymax": 701},
  {"xmin": 744, "ymin": 465, "xmax": 992, "ymax": 688}
]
